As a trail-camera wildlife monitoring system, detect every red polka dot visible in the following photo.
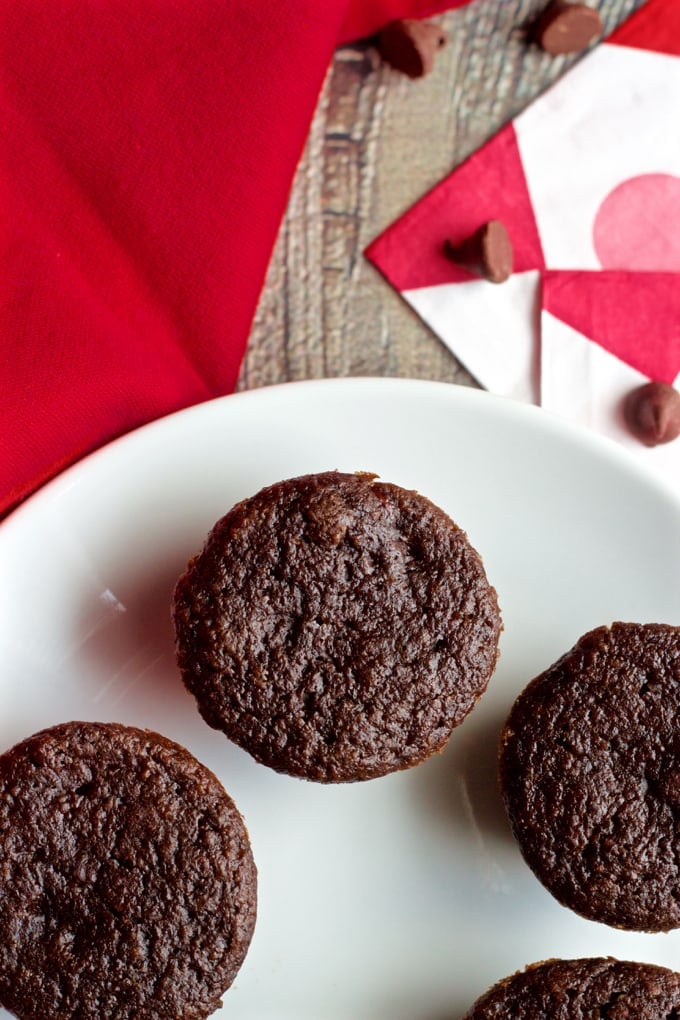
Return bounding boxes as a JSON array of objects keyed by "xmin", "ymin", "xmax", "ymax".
[{"xmin": 593, "ymin": 174, "xmax": 680, "ymax": 271}]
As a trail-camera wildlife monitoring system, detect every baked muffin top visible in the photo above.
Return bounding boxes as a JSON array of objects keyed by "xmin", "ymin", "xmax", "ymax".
[
  {"xmin": 500, "ymin": 622, "xmax": 680, "ymax": 931},
  {"xmin": 0, "ymin": 721, "xmax": 257, "ymax": 1020},
  {"xmin": 463, "ymin": 957, "xmax": 680, "ymax": 1018},
  {"xmin": 174, "ymin": 471, "xmax": 501, "ymax": 782}
]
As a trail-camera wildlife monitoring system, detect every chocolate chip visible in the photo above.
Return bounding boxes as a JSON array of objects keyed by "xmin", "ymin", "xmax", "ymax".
[
  {"xmin": 624, "ymin": 381, "xmax": 680, "ymax": 447},
  {"xmin": 533, "ymin": 1, "xmax": 603, "ymax": 55},
  {"xmin": 376, "ymin": 19, "xmax": 449, "ymax": 79},
  {"xmin": 444, "ymin": 220, "xmax": 513, "ymax": 284}
]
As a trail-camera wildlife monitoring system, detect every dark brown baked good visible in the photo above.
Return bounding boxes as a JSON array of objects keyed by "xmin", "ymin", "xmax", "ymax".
[
  {"xmin": 0, "ymin": 721, "xmax": 257, "ymax": 1020},
  {"xmin": 174, "ymin": 471, "xmax": 501, "ymax": 783},
  {"xmin": 462, "ymin": 957, "xmax": 680, "ymax": 1018},
  {"xmin": 500, "ymin": 622, "xmax": 680, "ymax": 931}
]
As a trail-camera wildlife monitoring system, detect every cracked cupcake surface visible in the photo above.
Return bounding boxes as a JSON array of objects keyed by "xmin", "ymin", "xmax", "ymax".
[
  {"xmin": 174, "ymin": 471, "xmax": 502, "ymax": 783},
  {"xmin": 0, "ymin": 721, "xmax": 257, "ymax": 1020},
  {"xmin": 462, "ymin": 957, "xmax": 680, "ymax": 1018},
  {"xmin": 500, "ymin": 622, "xmax": 680, "ymax": 932}
]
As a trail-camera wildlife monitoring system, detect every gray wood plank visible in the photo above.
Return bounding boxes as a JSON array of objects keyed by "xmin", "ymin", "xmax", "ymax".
[{"xmin": 238, "ymin": 0, "xmax": 643, "ymax": 393}]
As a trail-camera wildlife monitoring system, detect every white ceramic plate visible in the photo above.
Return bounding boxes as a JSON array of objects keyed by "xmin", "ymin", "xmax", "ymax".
[{"xmin": 1, "ymin": 378, "xmax": 679, "ymax": 1020}]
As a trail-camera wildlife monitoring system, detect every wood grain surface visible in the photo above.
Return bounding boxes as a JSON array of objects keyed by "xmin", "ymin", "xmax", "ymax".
[{"xmin": 238, "ymin": 0, "xmax": 643, "ymax": 393}]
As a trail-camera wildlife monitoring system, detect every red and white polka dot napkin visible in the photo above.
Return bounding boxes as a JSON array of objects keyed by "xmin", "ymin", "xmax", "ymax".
[{"xmin": 366, "ymin": 0, "xmax": 680, "ymax": 495}]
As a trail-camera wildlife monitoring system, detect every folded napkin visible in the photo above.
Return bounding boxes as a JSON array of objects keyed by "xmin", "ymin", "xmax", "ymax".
[
  {"xmin": 367, "ymin": 0, "xmax": 680, "ymax": 495},
  {"xmin": 0, "ymin": 0, "xmax": 470, "ymax": 518}
]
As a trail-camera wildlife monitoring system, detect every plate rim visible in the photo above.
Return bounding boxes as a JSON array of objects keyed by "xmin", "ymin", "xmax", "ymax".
[
  {"xmin": 3, "ymin": 377, "xmax": 679, "ymax": 542},
  {"xmin": 1, "ymin": 375, "xmax": 680, "ymax": 1017}
]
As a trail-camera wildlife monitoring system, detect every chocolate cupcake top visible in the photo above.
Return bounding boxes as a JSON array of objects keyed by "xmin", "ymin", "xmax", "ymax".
[
  {"xmin": 500, "ymin": 622, "xmax": 680, "ymax": 931},
  {"xmin": 174, "ymin": 471, "xmax": 501, "ymax": 783},
  {"xmin": 0, "ymin": 721, "xmax": 257, "ymax": 1020},
  {"xmin": 463, "ymin": 957, "xmax": 680, "ymax": 1018}
]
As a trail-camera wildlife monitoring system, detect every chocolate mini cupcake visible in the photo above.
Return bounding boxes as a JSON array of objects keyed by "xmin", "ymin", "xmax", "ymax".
[
  {"xmin": 463, "ymin": 957, "xmax": 680, "ymax": 1018},
  {"xmin": 500, "ymin": 622, "xmax": 680, "ymax": 931},
  {"xmin": 174, "ymin": 471, "xmax": 501, "ymax": 783},
  {"xmin": 0, "ymin": 722, "xmax": 257, "ymax": 1020}
]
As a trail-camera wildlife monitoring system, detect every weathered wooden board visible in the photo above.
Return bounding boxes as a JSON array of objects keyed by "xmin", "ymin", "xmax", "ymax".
[{"xmin": 239, "ymin": 0, "xmax": 643, "ymax": 392}]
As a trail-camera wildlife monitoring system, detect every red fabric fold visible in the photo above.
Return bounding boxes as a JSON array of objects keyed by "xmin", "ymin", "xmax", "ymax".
[
  {"xmin": 341, "ymin": 0, "xmax": 470, "ymax": 43},
  {"xmin": 365, "ymin": 122, "xmax": 545, "ymax": 291},
  {"xmin": 608, "ymin": 0, "xmax": 680, "ymax": 57},
  {"xmin": 1, "ymin": 0, "xmax": 470, "ymax": 517},
  {"xmin": 543, "ymin": 271, "xmax": 680, "ymax": 385}
]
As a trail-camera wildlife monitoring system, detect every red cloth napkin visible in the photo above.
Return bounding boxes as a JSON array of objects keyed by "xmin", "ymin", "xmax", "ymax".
[{"xmin": 0, "ymin": 0, "xmax": 470, "ymax": 518}]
